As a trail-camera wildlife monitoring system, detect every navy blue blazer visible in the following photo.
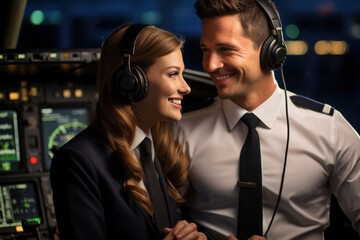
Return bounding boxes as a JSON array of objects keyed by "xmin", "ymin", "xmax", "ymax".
[{"xmin": 50, "ymin": 126, "xmax": 179, "ymax": 240}]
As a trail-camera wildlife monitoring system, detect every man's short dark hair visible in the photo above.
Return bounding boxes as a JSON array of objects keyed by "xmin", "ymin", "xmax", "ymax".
[{"xmin": 194, "ymin": 0, "xmax": 279, "ymax": 49}]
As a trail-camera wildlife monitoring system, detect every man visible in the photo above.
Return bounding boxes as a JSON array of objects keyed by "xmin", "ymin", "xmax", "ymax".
[{"xmin": 174, "ymin": 0, "xmax": 360, "ymax": 239}]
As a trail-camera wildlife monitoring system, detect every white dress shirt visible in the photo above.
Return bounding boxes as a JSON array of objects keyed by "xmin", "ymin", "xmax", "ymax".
[
  {"xmin": 131, "ymin": 126, "xmax": 155, "ymax": 190},
  {"xmin": 174, "ymin": 84, "xmax": 360, "ymax": 240},
  {"xmin": 131, "ymin": 126, "xmax": 155, "ymax": 161}
]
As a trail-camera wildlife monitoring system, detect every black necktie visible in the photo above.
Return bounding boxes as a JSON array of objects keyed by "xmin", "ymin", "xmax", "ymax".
[
  {"xmin": 139, "ymin": 137, "xmax": 170, "ymax": 234},
  {"xmin": 237, "ymin": 113, "xmax": 263, "ymax": 240}
]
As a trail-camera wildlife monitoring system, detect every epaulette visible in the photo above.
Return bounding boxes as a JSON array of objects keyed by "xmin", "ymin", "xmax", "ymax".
[
  {"xmin": 182, "ymin": 97, "xmax": 215, "ymax": 113},
  {"xmin": 290, "ymin": 95, "xmax": 334, "ymax": 116}
]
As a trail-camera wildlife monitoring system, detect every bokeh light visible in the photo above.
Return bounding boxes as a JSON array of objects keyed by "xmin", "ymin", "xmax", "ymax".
[{"xmin": 30, "ymin": 10, "xmax": 45, "ymax": 25}]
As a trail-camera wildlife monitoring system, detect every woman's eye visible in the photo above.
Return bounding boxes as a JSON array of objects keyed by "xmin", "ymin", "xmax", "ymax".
[{"xmin": 169, "ymin": 72, "xmax": 179, "ymax": 77}]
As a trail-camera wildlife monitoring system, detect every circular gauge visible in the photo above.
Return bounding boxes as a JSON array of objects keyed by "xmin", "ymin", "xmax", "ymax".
[{"xmin": 47, "ymin": 121, "xmax": 87, "ymax": 160}]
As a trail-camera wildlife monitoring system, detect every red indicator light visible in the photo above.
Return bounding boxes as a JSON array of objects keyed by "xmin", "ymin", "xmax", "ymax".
[{"xmin": 30, "ymin": 156, "xmax": 38, "ymax": 164}]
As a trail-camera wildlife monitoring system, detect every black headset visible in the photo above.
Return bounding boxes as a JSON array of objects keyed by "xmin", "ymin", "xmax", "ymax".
[
  {"xmin": 255, "ymin": 0, "xmax": 287, "ymax": 71},
  {"xmin": 113, "ymin": 24, "xmax": 150, "ymax": 103},
  {"xmin": 252, "ymin": 1, "xmax": 290, "ymax": 237}
]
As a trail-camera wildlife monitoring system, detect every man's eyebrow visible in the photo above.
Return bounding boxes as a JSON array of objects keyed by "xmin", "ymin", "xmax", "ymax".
[{"xmin": 200, "ymin": 42, "xmax": 236, "ymax": 48}]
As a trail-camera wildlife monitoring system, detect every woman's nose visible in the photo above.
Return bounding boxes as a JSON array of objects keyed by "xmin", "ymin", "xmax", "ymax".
[{"xmin": 179, "ymin": 76, "xmax": 191, "ymax": 95}]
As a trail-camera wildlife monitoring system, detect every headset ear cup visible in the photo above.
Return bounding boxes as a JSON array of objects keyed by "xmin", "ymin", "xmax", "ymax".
[
  {"xmin": 260, "ymin": 35, "xmax": 287, "ymax": 71},
  {"xmin": 260, "ymin": 35, "xmax": 277, "ymax": 71},
  {"xmin": 113, "ymin": 65, "xmax": 136, "ymax": 101},
  {"xmin": 113, "ymin": 64, "xmax": 148, "ymax": 102},
  {"xmin": 130, "ymin": 64, "xmax": 148, "ymax": 102}
]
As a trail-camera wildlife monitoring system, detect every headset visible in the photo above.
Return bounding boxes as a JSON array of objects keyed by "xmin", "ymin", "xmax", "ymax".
[
  {"xmin": 255, "ymin": 0, "xmax": 287, "ymax": 71},
  {"xmin": 253, "ymin": 0, "xmax": 290, "ymax": 237},
  {"xmin": 113, "ymin": 23, "xmax": 150, "ymax": 103}
]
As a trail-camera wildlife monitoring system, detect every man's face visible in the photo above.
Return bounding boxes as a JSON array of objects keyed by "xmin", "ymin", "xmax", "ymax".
[{"xmin": 200, "ymin": 14, "xmax": 264, "ymax": 102}]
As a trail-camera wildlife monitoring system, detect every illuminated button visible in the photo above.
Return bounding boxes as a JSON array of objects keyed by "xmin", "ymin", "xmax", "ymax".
[
  {"xmin": 0, "ymin": 92, "xmax": 4, "ymax": 99},
  {"xmin": 21, "ymin": 87, "xmax": 29, "ymax": 102},
  {"xmin": 50, "ymin": 53, "xmax": 57, "ymax": 58},
  {"xmin": 1, "ymin": 162, "xmax": 11, "ymax": 171},
  {"xmin": 16, "ymin": 226, "xmax": 24, "ymax": 232},
  {"xmin": 62, "ymin": 89, "xmax": 72, "ymax": 98},
  {"xmin": 63, "ymin": 52, "xmax": 70, "ymax": 59},
  {"xmin": 9, "ymin": 92, "xmax": 20, "ymax": 100},
  {"xmin": 18, "ymin": 53, "xmax": 26, "ymax": 59},
  {"xmin": 74, "ymin": 89, "xmax": 83, "ymax": 98},
  {"xmin": 30, "ymin": 156, "xmax": 38, "ymax": 165},
  {"xmin": 30, "ymin": 86, "xmax": 39, "ymax": 96}
]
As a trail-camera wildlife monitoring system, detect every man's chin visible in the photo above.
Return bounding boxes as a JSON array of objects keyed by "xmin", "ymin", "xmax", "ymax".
[{"xmin": 216, "ymin": 90, "xmax": 232, "ymax": 99}]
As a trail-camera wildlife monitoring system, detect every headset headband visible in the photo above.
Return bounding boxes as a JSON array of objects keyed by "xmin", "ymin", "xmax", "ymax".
[
  {"xmin": 254, "ymin": 0, "xmax": 284, "ymax": 42},
  {"xmin": 119, "ymin": 24, "xmax": 149, "ymax": 55}
]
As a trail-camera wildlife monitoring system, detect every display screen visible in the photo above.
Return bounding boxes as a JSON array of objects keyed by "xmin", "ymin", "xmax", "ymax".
[
  {"xmin": 0, "ymin": 182, "xmax": 42, "ymax": 233},
  {"xmin": 41, "ymin": 107, "xmax": 89, "ymax": 169},
  {"xmin": 0, "ymin": 110, "xmax": 21, "ymax": 172}
]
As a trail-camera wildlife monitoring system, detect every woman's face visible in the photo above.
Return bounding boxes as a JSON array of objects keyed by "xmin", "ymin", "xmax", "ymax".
[{"xmin": 133, "ymin": 48, "xmax": 191, "ymax": 131}]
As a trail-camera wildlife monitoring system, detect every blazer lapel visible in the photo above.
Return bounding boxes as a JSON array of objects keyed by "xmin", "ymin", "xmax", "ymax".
[
  {"xmin": 96, "ymin": 125, "xmax": 176, "ymax": 237},
  {"xmin": 136, "ymin": 202, "xmax": 162, "ymax": 238}
]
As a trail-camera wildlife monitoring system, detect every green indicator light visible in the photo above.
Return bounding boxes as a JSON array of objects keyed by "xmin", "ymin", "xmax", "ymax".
[
  {"xmin": 0, "ymin": 55, "xmax": 3, "ymax": 60},
  {"xmin": 30, "ymin": 10, "xmax": 45, "ymax": 25},
  {"xmin": 50, "ymin": 53, "xmax": 57, "ymax": 58},
  {"xmin": 18, "ymin": 54, "xmax": 26, "ymax": 59},
  {"xmin": 1, "ymin": 162, "xmax": 11, "ymax": 171},
  {"xmin": 286, "ymin": 24, "xmax": 300, "ymax": 39}
]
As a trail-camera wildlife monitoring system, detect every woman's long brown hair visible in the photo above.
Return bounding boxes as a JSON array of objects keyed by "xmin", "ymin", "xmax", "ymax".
[{"xmin": 93, "ymin": 24, "xmax": 189, "ymax": 216}]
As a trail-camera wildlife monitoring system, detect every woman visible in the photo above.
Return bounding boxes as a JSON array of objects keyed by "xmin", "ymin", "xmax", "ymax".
[{"xmin": 50, "ymin": 23, "xmax": 207, "ymax": 240}]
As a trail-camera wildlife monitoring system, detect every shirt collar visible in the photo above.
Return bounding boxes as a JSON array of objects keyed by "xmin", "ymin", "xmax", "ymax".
[
  {"xmin": 130, "ymin": 126, "xmax": 153, "ymax": 151},
  {"xmin": 223, "ymin": 82, "xmax": 283, "ymax": 130}
]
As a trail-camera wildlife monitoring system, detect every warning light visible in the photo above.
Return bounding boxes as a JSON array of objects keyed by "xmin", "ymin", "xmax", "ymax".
[
  {"xmin": 16, "ymin": 226, "xmax": 24, "ymax": 232},
  {"xmin": 9, "ymin": 92, "xmax": 20, "ymax": 100},
  {"xmin": 30, "ymin": 157, "xmax": 38, "ymax": 165}
]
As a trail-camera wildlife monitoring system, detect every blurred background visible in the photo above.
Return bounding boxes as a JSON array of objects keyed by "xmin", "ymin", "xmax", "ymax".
[
  {"xmin": 4, "ymin": 0, "xmax": 359, "ymax": 131},
  {"xmin": 0, "ymin": 0, "xmax": 359, "ymax": 239}
]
